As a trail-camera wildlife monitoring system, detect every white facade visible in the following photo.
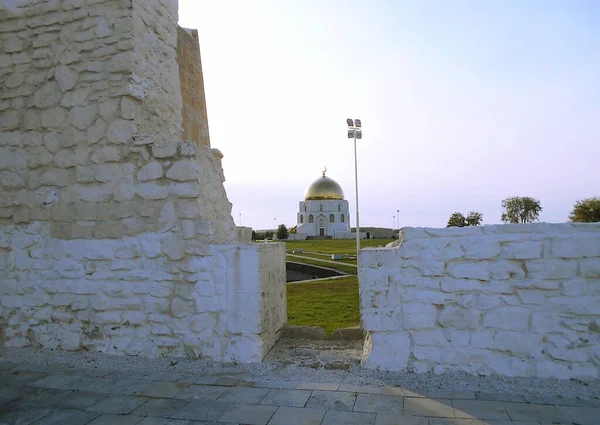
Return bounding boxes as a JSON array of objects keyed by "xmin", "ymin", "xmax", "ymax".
[{"xmin": 296, "ymin": 199, "xmax": 350, "ymax": 237}]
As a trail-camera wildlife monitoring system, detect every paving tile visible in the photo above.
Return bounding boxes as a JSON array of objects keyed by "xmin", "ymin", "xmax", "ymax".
[
  {"xmin": 178, "ymin": 376, "xmax": 238, "ymax": 386},
  {"xmin": 404, "ymin": 398, "xmax": 455, "ymax": 418},
  {"xmin": 29, "ymin": 373, "xmax": 81, "ymax": 389},
  {"xmin": 339, "ymin": 384, "xmax": 383, "ymax": 395},
  {"xmin": 267, "ymin": 406, "xmax": 326, "ymax": 425},
  {"xmin": 99, "ymin": 379, "xmax": 150, "ymax": 395},
  {"xmin": 63, "ymin": 377, "xmax": 116, "ymax": 392},
  {"xmin": 52, "ymin": 390, "xmax": 108, "ymax": 409},
  {"xmin": 453, "ymin": 400, "xmax": 510, "ymax": 420},
  {"xmin": 135, "ymin": 382, "xmax": 190, "ymax": 398},
  {"xmin": 3, "ymin": 371, "xmax": 49, "ymax": 385},
  {"xmin": 523, "ymin": 395, "xmax": 563, "ymax": 405},
  {"xmin": 130, "ymin": 398, "xmax": 189, "ymax": 417},
  {"xmin": 170, "ymin": 399, "xmax": 231, "ymax": 421},
  {"xmin": 555, "ymin": 405, "xmax": 600, "ymax": 425},
  {"xmin": 295, "ymin": 382, "xmax": 340, "ymax": 391},
  {"xmin": 503, "ymin": 402, "xmax": 562, "ymax": 423},
  {"xmin": 306, "ymin": 390, "xmax": 356, "ymax": 411},
  {"xmin": 29, "ymin": 408, "xmax": 100, "ymax": 425},
  {"xmin": 482, "ymin": 421, "xmax": 541, "ymax": 425},
  {"xmin": 428, "ymin": 391, "xmax": 476, "ymax": 400},
  {"xmin": 87, "ymin": 414, "xmax": 145, "ymax": 424},
  {"xmin": 71, "ymin": 368, "xmax": 116, "ymax": 378},
  {"xmin": 374, "ymin": 413, "xmax": 428, "ymax": 425},
  {"xmin": 138, "ymin": 418, "xmax": 217, "ymax": 425},
  {"xmin": 476, "ymin": 393, "xmax": 526, "ymax": 403},
  {"xmin": 321, "ymin": 409, "xmax": 376, "ymax": 425},
  {"xmin": 382, "ymin": 387, "xmax": 427, "ymax": 397},
  {"xmin": 428, "ymin": 419, "xmax": 485, "ymax": 425},
  {"xmin": 354, "ymin": 394, "xmax": 404, "ymax": 414},
  {"xmin": 9, "ymin": 386, "xmax": 68, "ymax": 407},
  {"xmin": 87, "ymin": 395, "xmax": 149, "ymax": 414},
  {"xmin": 253, "ymin": 380, "xmax": 297, "ymax": 389},
  {"xmin": 141, "ymin": 373, "xmax": 184, "ymax": 382},
  {"xmin": 554, "ymin": 398, "xmax": 600, "ymax": 407},
  {"xmin": 260, "ymin": 389, "xmax": 311, "ymax": 407},
  {"xmin": 0, "ymin": 386, "xmax": 22, "ymax": 404},
  {"xmin": 0, "ymin": 360, "xmax": 17, "ymax": 370},
  {"xmin": 174, "ymin": 385, "xmax": 227, "ymax": 401},
  {"xmin": 216, "ymin": 387, "xmax": 269, "ymax": 404},
  {"xmin": 218, "ymin": 404, "xmax": 277, "ymax": 425},
  {"xmin": 0, "ymin": 404, "xmax": 53, "ymax": 424}
]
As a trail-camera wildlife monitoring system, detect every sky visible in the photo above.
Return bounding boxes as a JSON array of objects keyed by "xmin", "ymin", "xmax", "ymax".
[{"xmin": 178, "ymin": 0, "xmax": 600, "ymax": 230}]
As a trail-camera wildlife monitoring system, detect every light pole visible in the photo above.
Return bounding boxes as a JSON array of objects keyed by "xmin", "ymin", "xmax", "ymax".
[
  {"xmin": 273, "ymin": 218, "xmax": 276, "ymax": 239},
  {"xmin": 346, "ymin": 118, "xmax": 362, "ymax": 257},
  {"xmin": 397, "ymin": 209, "xmax": 400, "ymax": 230},
  {"xmin": 393, "ymin": 215, "xmax": 395, "ymax": 230},
  {"xmin": 239, "ymin": 213, "xmax": 242, "ymax": 226}
]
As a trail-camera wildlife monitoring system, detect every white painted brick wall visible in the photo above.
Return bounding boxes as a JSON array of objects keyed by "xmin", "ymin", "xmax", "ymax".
[{"xmin": 359, "ymin": 223, "xmax": 600, "ymax": 380}]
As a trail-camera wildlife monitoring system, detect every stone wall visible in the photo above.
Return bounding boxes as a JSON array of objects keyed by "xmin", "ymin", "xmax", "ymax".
[
  {"xmin": 0, "ymin": 0, "xmax": 286, "ymax": 361},
  {"xmin": 176, "ymin": 27, "xmax": 210, "ymax": 147},
  {"xmin": 359, "ymin": 223, "xmax": 600, "ymax": 380}
]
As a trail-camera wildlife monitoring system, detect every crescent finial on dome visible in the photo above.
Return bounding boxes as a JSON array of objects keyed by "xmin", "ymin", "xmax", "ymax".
[{"xmin": 322, "ymin": 166, "xmax": 327, "ymax": 177}]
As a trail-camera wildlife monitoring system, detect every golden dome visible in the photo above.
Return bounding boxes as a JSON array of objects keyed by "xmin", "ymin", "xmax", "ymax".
[{"xmin": 304, "ymin": 173, "xmax": 345, "ymax": 201}]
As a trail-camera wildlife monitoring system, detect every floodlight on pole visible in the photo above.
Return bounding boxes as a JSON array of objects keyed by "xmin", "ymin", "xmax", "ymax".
[{"xmin": 346, "ymin": 118, "xmax": 362, "ymax": 258}]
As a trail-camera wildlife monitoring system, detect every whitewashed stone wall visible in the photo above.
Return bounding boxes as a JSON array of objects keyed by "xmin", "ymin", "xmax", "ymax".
[
  {"xmin": 359, "ymin": 223, "xmax": 600, "ymax": 380},
  {"xmin": 0, "ymin": 0, "xmax": 287, "ymax": 361}
]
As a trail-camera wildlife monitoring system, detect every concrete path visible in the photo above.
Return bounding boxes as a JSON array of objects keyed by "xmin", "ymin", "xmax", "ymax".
[
  {"xmin": 1, "ymin": 357, "xmax": 598, "ymax": 425},
  {"xmin": 286, "ymin": 254, "xmax": 358, "ymax": 268}
]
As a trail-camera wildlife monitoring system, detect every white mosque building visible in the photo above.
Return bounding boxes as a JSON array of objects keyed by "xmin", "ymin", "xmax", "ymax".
[{"xmin": 293, "ymin": 169, "xmax": 363, "ymax": 240}]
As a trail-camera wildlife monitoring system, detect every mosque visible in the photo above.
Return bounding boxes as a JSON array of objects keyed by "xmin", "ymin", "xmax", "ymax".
[{"xmin": 293, "ymin": 169, "xmax": 362, "ymax": 240}]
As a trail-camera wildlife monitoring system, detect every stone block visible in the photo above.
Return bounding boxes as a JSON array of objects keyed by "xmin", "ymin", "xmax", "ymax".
[
  {"xmin": 137, "ymin": 161, "xmax": 163, "ymax": 181},
  {"xmin": 501, "ymin": 241, "xmax": 541, "ymax": 259},
  {"xmin": 552, "ymin": 235, "xmax": 600, "ymax": 258},
  {"xmin": 461, "ymin": 237, "xmax": 501, "ymax": 259},
  {"xmin": 168, "ymin": 182, "xmax": 201, "ymax": 198},
  {"xmin": 106, "ymin": 119, "xmax": 136, "ymax": 144},
  {"xmin": 178, "ymin": 141, "xmax": 197, "ymax": 156},
  {"xmin": 526, "ymin": 259, "xmax": 578, "ymax": 279},
  {"xmin": 137, "ymin": 183, "xmax": 168, "ymax": 200},
  {"xmin": 152, "ymin": 143, "xmax": 177, "ymax": 158},
  {"xmin": 448, "ymin": 263, "xmax": 489, "ymax": 280},
  {"xmin": 166, "ymin": 160, "xmax": 201, "ymax": 181},
  {"xmin": 483, "ymin": 307, "xmax": 529, "ymax": 331},
  {"xmin": 70, "ymin": 104, "xmax": 98, "ymax": 130},
  {"xmin": 362, "ymin": 332, "xmax": 411, "ymax": 371},
  {"xmin": 402, "ymin": 303, "xmax": 436, "ymax": 330},
  {"xmin": 438, "ymin": 306, "xmax": 478, "ymax": 329},
  {"xmin": 361, "ymin": 309, "xmax": 401, "ymax": 332},
  {"xmin": 580, "ymin": 258, "xmax": 600, "ymax": 277},
  {"xmin": 440, "ymin": 277, "xmax": 482, "ymax": 292}
]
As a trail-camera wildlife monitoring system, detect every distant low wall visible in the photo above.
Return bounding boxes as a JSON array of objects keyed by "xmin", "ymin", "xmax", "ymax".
[
  {"xmin": 359, "ymin": 223, "xmax": 600, "ymax": 380},
  {"xmin": 286, "ymin": 261, "xmax": 346, "ymax": 282}
]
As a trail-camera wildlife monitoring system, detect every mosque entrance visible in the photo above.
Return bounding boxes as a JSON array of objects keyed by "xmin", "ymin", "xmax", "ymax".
[
  {"xmin": 319, "ymin": 218, "xmax": 325, "ymax": 236},
  {"xmin": 319, "ymin": 228, "xmax": 325, "ymax": 236}
]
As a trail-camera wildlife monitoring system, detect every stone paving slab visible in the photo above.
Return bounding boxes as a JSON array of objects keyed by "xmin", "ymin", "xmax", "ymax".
[
  {"xmin": 134, "ymin": 381, "xmax": 190, "ymax": 398},
  {"xmin": 267, "ymin": 406, "xmax": 326, "ymax": 425},
  {"xmin": 353, "ymin": 393, "xmax": 404, "ymax": 414},
  {"xmin": 29, "ymin": 408, "xmax": 100, "ymax": 425},
  {"xmin": 86, "ymin": 395, "xmax": 149, "ymax": 415},
  {"xmin": 215, "ymin": 387, "xmax": 270, "ymax": 404},
  {"xmin": 503, "ymin": 402, "xmax": 563, "ymax": 423},
  {"xmin": 0, "ymin": 404, "xmax": 55, "ymax": 424},
  {"xmin": 321, "ymin": 409, "xmax": 376, "ymax": 425},
  {"xmin": 374, "ymin": 413, "xmax": 428, "ymax": 425},
  {"xmin": 219, "ymin": 403, "xmax": 278, "ymax": 425},
  {"xmin": 174, "ymin": 384, "xmax": 227, "ymax": 401},
  {"xmin": 260, "ymin": 389, "xmax": 312, "ymax": 407},
  {"xmin": 296, "ymin": 382, "xmax": 340, "ymax": 391},
  {"xmin": 452, "ymin": 399, "xmax": 510, "ymax": 420},
  {"xmin": 305, "ymin": 390, "xmax": 356, "ymax": 411},
  {"xmin": 130, "ymin": 398, "xmax": 190, "ymax": 418},
  {"xmin": 338, "ymin": 384, "xmax": 384, "ymax": 394},
  {"xmin": 86, "ymin": 413, "xmax": 144, "ymax": 424},
  {"xmin": 170, "ymin": 399, "xmax": 232, "ymax": 421},
  {"xmin": 404, "ymin": 397, "xmax": 456, "ymax": 418},
  {"xmin": 29, "ymin": 373, "xmax": 82, "ymax": 389}
]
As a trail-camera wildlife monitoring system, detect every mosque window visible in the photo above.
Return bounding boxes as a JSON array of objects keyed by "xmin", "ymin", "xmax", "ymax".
[
  {"xmin": 300, "ymin": 215, "xmax": 304, "ymax": 223},
  {"xmin": 308, "ymin": 214, "xmax": 314, "ymax": 223},
  {"xmin": 341, "ymin": 213, "xmax": 345, "ymax": 223},
  {"xmin": 304, "ymin": 205, "xmax": 307, "ymax": 212},
  {"xmin": 329, "ymin": 214, "xmax": 334, "ymax": 223},
  {"xmin": 338, "ymin": 205, "xmax": 341, "ymax": 211},
  {"xmin": 320, "ymin": 205, "xmax": 323, "ymax": 212}
]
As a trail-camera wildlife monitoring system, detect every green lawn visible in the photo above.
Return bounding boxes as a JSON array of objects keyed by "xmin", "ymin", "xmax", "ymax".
[
  {"xmin": 285, "ymin": 255, "xmax": 357, "ymax": 275},
  {"xmin": 287, "ymin": 276, "xmax": 360, "ymax": 334},
  {"xmin": 286, "ymin": 238, "xmax": 393, "ymax": 255}
]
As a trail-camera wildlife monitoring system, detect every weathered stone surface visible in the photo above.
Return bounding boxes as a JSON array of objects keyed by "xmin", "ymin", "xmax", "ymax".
[
  {"xmin": 166, "ymin": 160, "xmax": 201, "ymax": 181},
  {"xmin": 137, "ymin": 162, "xmax": 163, "ymax": 181}
]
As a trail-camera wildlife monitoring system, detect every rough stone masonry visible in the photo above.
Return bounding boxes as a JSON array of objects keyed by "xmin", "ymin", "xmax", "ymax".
[
  {"xmin": 0, "ymin": 0, "xmax": 286, "ymax": 361},
  {"xmin": 359, "ymin": 223, "xmax": 600, "ymax": 380}
]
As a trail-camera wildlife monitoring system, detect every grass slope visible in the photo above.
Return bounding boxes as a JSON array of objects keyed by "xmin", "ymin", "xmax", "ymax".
[
  {"xmin": 286, "ymin": 238, "xmax": 393, "ymax": 255},
  {"xmin": 286, "ymin": 276, "xmax": 359, "ymax": 334},
  {"xmin": 285, "ymin": 255, "xmax": 357, "ymax": 275}
]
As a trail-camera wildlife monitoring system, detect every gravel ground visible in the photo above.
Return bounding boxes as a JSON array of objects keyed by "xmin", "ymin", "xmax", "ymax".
[{"xmin": 1, "ymin": 343, "xmax": 599, "ymax": 402}]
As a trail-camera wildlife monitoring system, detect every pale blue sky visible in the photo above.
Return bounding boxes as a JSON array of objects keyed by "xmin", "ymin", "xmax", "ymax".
[{"xmin": 178, "ymin": 1, "xmax": 600, "ymax": 230}]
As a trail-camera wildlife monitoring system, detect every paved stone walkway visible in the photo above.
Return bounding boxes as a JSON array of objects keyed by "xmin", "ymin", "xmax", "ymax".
[{"xmin": 1, "ymin": 360, "xmax": 598, "ymax": 425}]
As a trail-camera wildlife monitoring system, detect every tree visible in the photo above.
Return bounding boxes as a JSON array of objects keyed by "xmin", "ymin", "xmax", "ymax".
[
  {"xmin": 251, "ymin": 230, "xmax": 257, "ymax": 241},
  {"xmin": 276, "ymin": 224, "xmax": 289, "ymax": 240},
  {"xmin": 264, "ymin": 230, "xmax": 273, "ymax": 239},
  {"xmin": 465, "ymin": 211, "xmax": 483, "ymax": 226},
  {"xmin": 501, "ymin": 196, "xmax": 542, "ymax": 224},
  {"xmin": 447, "ymin": 212, "xmax": 467, "ymax": 227},
  {"xmin": 447, "ymin": 211, "xmax": 483, "ymax": 227},
  {"xmin": 569, "ymin": 197, "xmax": 600, "ymax": 223}
]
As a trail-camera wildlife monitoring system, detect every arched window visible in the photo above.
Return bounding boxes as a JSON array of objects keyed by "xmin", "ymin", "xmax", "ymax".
[
  {"xmin": 341, "ymin": 213, "xmax": 345, "ymax": 223},
  {"xmin": 308, "ymin": 214, "xmax": 314, "ymax": 223},
  {"xmin": 319, "ymin": 204, "xmax": 323, "ymax": 212},
  {"xmin": 329, "ymin": 214, "xmax": 334, "ymax": 223},
  {"xmin": 304, "ymin": 205, "xmax": 307, "ymax": 212},
  {"xmin": 300, "ymin": 215, "xmax": 304, "ymax": 223},
  {"xmin": 338, "ymin": 204, "xmax": 341, "ymax": 212}
]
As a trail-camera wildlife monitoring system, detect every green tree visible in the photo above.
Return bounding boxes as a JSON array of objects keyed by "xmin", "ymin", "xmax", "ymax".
[
  {"xmin": 447, "ymin": 212, "xmax": 467, "ymax": 227},
  {"xmin": 251, "ymin": 230, "xmax": 257, "ymax": 241},
  {"xmin": 501, "ymin": 196, "xmax": 542, "ymax": 224},
  {"xmin": 276, "ymin": 224, "xmax": 289, "ymax": 240},
  {"xmin": 447, "ymin": 211, "xmax": 483, "ymax": 227},
  {"xmin": 264, "ymin": 230, "xmax": 273, "ymax": 239},
  {"xmin": 465, "ymin": 211, "xmax": 483, "ymax": 226},
  {"xmin": 569, "ymin": 197, "xmax": 600, "ymax": 223}
]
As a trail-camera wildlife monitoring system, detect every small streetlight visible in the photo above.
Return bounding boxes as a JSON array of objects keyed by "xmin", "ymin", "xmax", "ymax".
[
  {"xmin": 347, "ymin": 118, "xmax": 362, "ymax": 257},
  {"xmin": 396, "ymin": 209, "xmax": 400, "ymax": 230},
  {"xmin": 239, "ymin": 213, "xmax": 242, "ymax": 226},
  {"xmin": 393, "ymin": 215, "xmax": 395, "ymax": 230}
]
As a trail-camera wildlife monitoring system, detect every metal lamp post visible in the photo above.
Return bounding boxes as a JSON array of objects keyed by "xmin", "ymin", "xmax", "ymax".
[
  {"xmin": 346, "ymin": 118, "xmax": 362, "ymax": 257},
  {"xmin": 239, "ymin": 213, "xmax": 242, "ymax": 226}
]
